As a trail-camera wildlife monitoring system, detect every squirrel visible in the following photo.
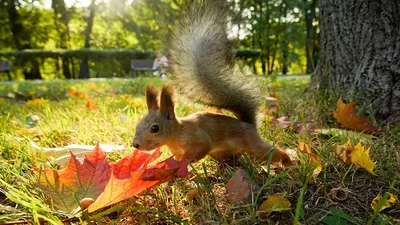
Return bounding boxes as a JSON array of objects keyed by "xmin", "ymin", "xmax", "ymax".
[{"xmin": 132, "ymin": 0, "xmax": 292, "ymax": 165}]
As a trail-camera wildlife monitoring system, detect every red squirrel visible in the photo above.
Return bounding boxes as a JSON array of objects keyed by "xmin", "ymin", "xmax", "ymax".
[{"xmin": 132, "ymin": 1, "xmax": 291, "ymax": 165}]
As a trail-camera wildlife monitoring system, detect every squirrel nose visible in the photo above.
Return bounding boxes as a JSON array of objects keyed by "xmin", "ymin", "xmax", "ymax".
[{"xmin": 132, "ymin": 141, "xmax": 140, "ymax": 149}]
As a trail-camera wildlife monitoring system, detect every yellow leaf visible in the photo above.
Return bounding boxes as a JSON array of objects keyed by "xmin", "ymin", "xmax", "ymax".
[
  {"xmin": 258, "ymin": 194, "xmax": 291, "ymax": 212},
  {"xmin": 371, "ymin": 193, "xmax": 397, "ymax": 212},
  {"xmin": 334, "ymin": 140, "xmax": 376, "ymax": 175},
  {"xmin": 27, "ymin": 98, "xmax": 48, "ymax": 106},
  {"xmin": 298, "ymin": 142, "xmax": 323, "ymax": 179},
  {"xmin": 0, "ymin": 97, "xmax": 5, "ymax": 104},
  {"xmin": 185, "ymin": 188, "xmax": 200, "ymax": 201},
  {"xmin": 349, "ymin": 142, "xmax": 376, "ymax": 175}
]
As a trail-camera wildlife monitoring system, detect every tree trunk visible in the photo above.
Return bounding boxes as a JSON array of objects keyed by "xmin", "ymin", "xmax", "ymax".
[
  {"xmin": 7, "ymin": 0, "xmax": 42, "ymax": 80},
  {"xmin": 79, "ymin": 0, "xmax": 96, "ymax": 79},
  {"xmin": 281, "ymin": 2, "xmax": 289, "ymax": 75},
  {"xmin": 310, "ymin": 0, "xmax": 400, "ymax": 122},
  {"xmin": 52, "ymin": 0, "xmax": 72, "ymax": 79},
  {"xmin": 304, "ymin": 0, "xmax": 317, "ymax": 74}
]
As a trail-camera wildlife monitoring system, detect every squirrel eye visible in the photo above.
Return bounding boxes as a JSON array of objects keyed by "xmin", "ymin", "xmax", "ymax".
[{"xmin": 150, "ymin": 125, "xmax": 159, "ymax": 133}]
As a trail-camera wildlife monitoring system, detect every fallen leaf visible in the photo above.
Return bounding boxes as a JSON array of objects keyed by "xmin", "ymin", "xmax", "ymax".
[
  {"xmin": 225, "ymin": 169, "xmax": 259, "ymax": 205},
  {"xmin": 271, "ymin": 116, "xmax": 293, "ymax": 129},
  {"xmin": 27, "ymin": 98, "xmax": 48, "ymax": 106},
  {"xmin": 69, "ymin": 88, "xmax": 88, "ymax": 99},
  {"xmin": 186, "ymin": 188, "xmax": 200, "ymax": 201},
  {"xmin": 296, "ymin": 122, "xmax": 319, "ymax": 134},
  {"xmin": 298, "ymin": 142, "xmax": 322, "ymax": 179},
  {"xmin": 31, "ymin": 142, "xmax": 124, "ymax": 167},
  {"xmin": 298, "ymin": 142, "xmax": 312, "ymax": 154},
  {"xmin": 86, "ymin": 98, "xmax": 98, "ymax": 110},
  {"xmin": 270, "ymin": 117, "xmax": 318, "ymax": 134},
  {"xmin": 88, "ymin": 153, "xmax": 188, "ymax": 213},
  {"xmin": 285, "ymin": 148, "xmax": 300, "ymax": 162},
  {"xmin": 261, "ymin": 165, "xmax": 277, "ymax": 176},
  {"xmin": 371, "ymin": 193, "xmax": 397, "ymax": 212},
  {"xmin": 333, "ymin": 97, "xmax": 378, "ymax": 134},
  {"xmin": 0, "ymin": 97, "xmax": 5, "ymax": 104},
  {"xmin": 36, "ymin": 143, "xmax": 112, "ymax": 213},
  {"xmin": 36, "ymin": 144, "xmax": 188, "ymax": 214},
  {"xmin": 69, "ymin": 87, "xmax": 77, "ymax": 96},
  {"xmin": 334, "ymin": 140, "xmax": 376, "ymax": 175},
  {"xmin": 258, "ymin": 194, "xmax": 291, "ymax": 212},
  {"xmin": 316, "ymin": 128, "xmax": 374, "ymax": 144}
]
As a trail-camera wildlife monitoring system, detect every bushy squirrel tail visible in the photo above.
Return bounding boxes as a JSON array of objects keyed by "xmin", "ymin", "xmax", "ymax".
[{"xmin": 169, "ymin": 0, "xmax": 263, "ymax": 125}]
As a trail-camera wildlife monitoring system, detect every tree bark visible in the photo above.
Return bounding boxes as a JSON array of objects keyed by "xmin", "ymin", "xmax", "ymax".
[
  {"xmin": 79, "ymin": 0, "xmax": 96, "ymax": 79},
  {"xmin": 310, "ymin": 0, "xmax": 400, "ymax": 122}
]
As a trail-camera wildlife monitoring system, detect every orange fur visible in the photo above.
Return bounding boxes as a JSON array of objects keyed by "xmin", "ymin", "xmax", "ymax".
[{"xmin": 132, "ymin": 85, "xmax": 292, "ymax": 165}]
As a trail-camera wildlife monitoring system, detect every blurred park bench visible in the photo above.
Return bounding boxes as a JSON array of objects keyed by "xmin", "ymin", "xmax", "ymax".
[{"xmin": 130, "ymin": 59, "xmax": 157, "ymax": 78}]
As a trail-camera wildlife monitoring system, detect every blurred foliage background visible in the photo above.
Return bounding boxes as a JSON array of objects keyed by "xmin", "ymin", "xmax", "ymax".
[{"xmin": 0, "ymin": 0, "xmax": 319, "ymax": 80}]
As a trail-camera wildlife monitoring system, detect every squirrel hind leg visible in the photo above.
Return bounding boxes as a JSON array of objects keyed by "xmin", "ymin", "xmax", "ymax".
[{"xmin": 245, "ymin": 139, "xmax": 292, "ymax": 165}]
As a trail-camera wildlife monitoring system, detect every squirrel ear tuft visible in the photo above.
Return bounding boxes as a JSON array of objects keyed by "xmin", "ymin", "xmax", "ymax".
[
  {"xmin": 145, "ymin": 85, "xmax": 160, "ymax": 111},
  {"xmin": 160, "ymin": 85, "xmax": 175, "ymax": 120}
]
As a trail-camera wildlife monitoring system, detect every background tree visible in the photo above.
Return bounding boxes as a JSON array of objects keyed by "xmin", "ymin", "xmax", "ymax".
[
  {"xmin": 79, "ymin": 0, "xmax": 96, "ymax": 79},
  {"xmin": 4, "ymin": 0, "xmax": 51, "ymax": 80},
  {"xmin": 233, "ymin": 0, "xmax": 312, "ymax": 75},
  {"xmin": 52, "ymin": 0, "xmax": 72, "ymax": 79},
  {"xmin": 0, "ymin": 0, "xmax": 319, "ymax": 79},
  {"xmin": 310, "ymin": 0, "xmax": 400, "ymax": 122},
  {"xmin": 303, "ymin": 0, "xmax": 317, "ymax": 74}
]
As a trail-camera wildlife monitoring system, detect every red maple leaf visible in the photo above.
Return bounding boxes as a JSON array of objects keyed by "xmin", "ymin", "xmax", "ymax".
[{"xmin": 36, "ymin": 143, "xmax": 188, "ymax": 213}]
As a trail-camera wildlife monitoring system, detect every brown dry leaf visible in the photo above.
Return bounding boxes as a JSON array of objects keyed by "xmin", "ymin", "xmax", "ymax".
[
  {"xmin": 285, "ymin": 148, "xmax": 300, "ymax": 162},
  {"xmin": 371, "ymin": 193, "xmax": 398, "ymax": 212},
  {"xmin": 270, "ymin": 117, "xmax": 319, "ymax": 134},
  {"xmin": 270, "ymin": 116, "xmax": 293, "ymax": 129},
  {"xmin": 258, "ymin": 194, "xmax": 291, "ymax": 213},
  {"xmin": 298, "ymin": 142, "xmax": 322, "ymax": 179},
  {"xmin": 225, "ymin": 169, "xmax": 259, "ymax": 205},
  {"xmin": 334, "ymin": 140, "xmax": 376, "ymax": 175},
  {"xmin": 296, "ymin": 122, "xmax": 319, "ymax": 134},
  {"xmin": 333, "ymin": 97, "xmax": 378, "ymax": 134}
]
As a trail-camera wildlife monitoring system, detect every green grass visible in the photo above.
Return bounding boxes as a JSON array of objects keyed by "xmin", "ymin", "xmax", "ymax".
[{"xmin": 0, "ymin": 77, "xmax": 399, "ymax": 224}]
